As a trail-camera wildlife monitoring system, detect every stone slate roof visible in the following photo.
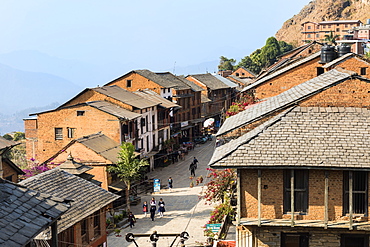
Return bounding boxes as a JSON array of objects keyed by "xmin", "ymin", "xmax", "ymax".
[
  {"xmin": 0, "ymin": 178, "xmax": 70, "ymax": 246},
  {"xmin": 177, "ymin": 75, "xmax": 204, "ymax": 92},
  {"xmin": 0, "ymin": 136, "xmax": 18, "ymax": 151},
  {"xmin": 75, "ymin": 133, "xmax": 121, "ymax": 163},
  {"xmin": 20, "ymin": 168, "xmax": 120, "ymax": 240},
  {"xmin": 322, "ymin": 53, "xmax": 370, "ymax": 69},
  {"xmin": 86, "ymin": 101, "xmax": 142, "ymax": 120},
  {"xmin": 227, "ymin": 75, "xmax": 253, "ymax": 86},
  {"xmin": 57, "ymin": 154, "xmax": 93, "ymax": 175},
  {"xmin": 242, "ymin": 52, "xmax": 321, "ymax": 92},
  {"xmin": 188, "ymin": 73, "xmax": 231, "ymax": 90},
  {"xmin": 217, "ymin": 68, "xmax": 357, "ymax": 136},
  {"xmin": 213, "ymin": 74, "xmax": 238, "ymax": 88},
  {"xmin": 133, "ymin": 89, "xmax": 181, "ymax": 109},
  {"xmin": 134, "ymin": 70, "xmax": 178, "ymax": 88},
  {"xmin": 93, "ymin": 85, "xmax": 158, "ymax": 109},
  {"xmin": 210, "ymin": 106, "xmax": 370, "ymax": 170},
  {"xmin": 155, "ymin": 72, "xmax": 191, "ymax": 90}
]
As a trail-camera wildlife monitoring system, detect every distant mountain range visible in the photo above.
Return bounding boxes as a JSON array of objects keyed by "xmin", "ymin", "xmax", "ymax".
[{"xmin": 0, "ymin": 50, "xmax": 218, "ymax": 134}]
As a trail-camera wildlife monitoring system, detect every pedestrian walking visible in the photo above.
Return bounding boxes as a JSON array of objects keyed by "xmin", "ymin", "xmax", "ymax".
[
  {"xmin": 142, "ymin": 201, "xmax": 148, "ymax": 217},
  {"xmin": 128, "ymin": 212, "xmax": 136, "ymax": 228},
  {"xmin": 189, "ymin": 162, "xmax": 196, "ymax": 176},
  {"xmin": 150, "ymin": 197, "xmax": 156, "ymax": 221},
  {"xmin": 193, "ymin": 157, "xmax": 199, "ymax": 169},
  {"xmin": 158, "ymin": 198, "xmax": 166, "ymax": 217},
  {"xmin": 168, "ymin": 177, "xmax": 173, "ymax": 191}
]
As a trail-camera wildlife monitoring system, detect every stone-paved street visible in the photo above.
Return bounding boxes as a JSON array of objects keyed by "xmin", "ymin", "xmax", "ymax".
[{"xmin": 107, "ymin": 138, "xmax": 216, "ymax": 247}]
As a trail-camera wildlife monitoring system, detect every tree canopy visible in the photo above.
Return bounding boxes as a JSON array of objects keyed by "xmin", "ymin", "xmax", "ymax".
[
  {"xmin": 219, "ymin": 37, "xmax": 294, "ymax": 75},
  {"xmin": 324, "ymin": 31, "xmax": 340, "ymax": 46},
  {"xmin": 107, "ymin": 142, "xmax": 149, "ymax": 210}
]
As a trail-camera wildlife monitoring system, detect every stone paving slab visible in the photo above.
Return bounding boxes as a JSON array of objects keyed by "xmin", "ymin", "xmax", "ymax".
[{"xmin": 107, "ymin": 139, "xmax": 216, "ymax": 247}]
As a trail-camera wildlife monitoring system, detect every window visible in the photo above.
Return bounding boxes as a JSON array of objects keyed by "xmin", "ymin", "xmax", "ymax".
[
  {"xmin": 336, "ymin": 28, "xmax": 340, "ymax": 32},
  {"xmin": 168, "ymin": 88, "xmax": 171, "ymax": 93},
  {"xmin": 307, "ymin": 26, "xmax": 311, "ymax": 30},
  {"xmin": 341, "ymin": 234, "xmax": 369, "ymax": 247},
  {"xmin": 316, "ymin": 34, "xmax": 320, "ymax": 38},
  {"xmin": 5, "ymin": 175, "xmax": 12, "ymax": 182},
  {"xmin": 67, "ymin": 128, "xmax": 76, "ymax": 138},
  {"xmin": 81, "ymin": 219, "xmax": 88, "ymax": 244},
  {"xmin": 152, "ymin": 115, "xmax": 155, "ymax": 130},
  {"xmin": 281, "ymin": 233, "xmax": 309, "ymax": 247},
  {"xmin": 317, "ymin": 67, "xmax": 325, "ymax": 76},
  {"xmin": 93, "ymin": 210, "xmax": 100, "ymax": 237},
  {"xmin": 55, "ymin": 128, "xmax": 63, "ymax": 140},
  {"xmin": 360, "ymin": 67, "xmax": 367, "ymax": 75},
  {"xmin": 77, "ymin": 110, "xmax": 85, "ymax": 116},
  {"xmin": 343, "ymin": 171, "xmax": 368, "ymax": 215},
  {"xmin": 146, "ymin": 136, "xmax": 149, "ymax": 151},
  {"xmin": 127, "ymin": 80, "xmax": 132, "ymax": 87},
  {"xmin": 236, "ymin": 73, "xmax": 239, "ymax": 76},
  {"xmin": 307, "ymin": 34, "xmax": 311, "ymax": 38},
  {"xmin": 283, "ymin": 170, "xmax": 309, "ymax": 214},
  {"xmin": 146, "ymin": 116, "xmax": 148, "ymax": 132},
  {"xmin": 328, "ymin": 25, "xmax": 331, "ymax": 28},
  {"xmin": 323, "ymin": 25, "xmax": 326, "ymax": 28}
]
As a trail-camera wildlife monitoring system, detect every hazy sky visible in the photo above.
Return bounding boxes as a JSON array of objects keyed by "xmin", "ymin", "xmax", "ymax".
[{"xmin": 0, "ymin": 0, "xmax": 310, "ymax": 72}]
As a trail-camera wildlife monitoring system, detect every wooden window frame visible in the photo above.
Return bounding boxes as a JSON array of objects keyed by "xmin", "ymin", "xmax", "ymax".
[
  {"xmin": 55, "ymin": 128, "xmax": 63, "ymax": 140},
  {"xmin": 283, "ymin": 170, "xmax": 309, "ymax": 214},
  {"xmin": 343, "ymin": 171, "xmax": 368, "ymax": 215}
]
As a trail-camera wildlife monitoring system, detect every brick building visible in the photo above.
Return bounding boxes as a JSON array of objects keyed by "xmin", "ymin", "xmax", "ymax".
[
  {"xmin": 24, "ymin": 85, "xmax": 161, "ymax": 165},
  {"xmin": 211, "ymin": 50, "xmax": 370, "ymax": 246},
  {"xmin": 105, "ymin": 69, "xmax": 204, "ymax": 142},
  {"xmin": 301, "ymin": 20, "xmax": 362, "ymax": 43},
  {"xmin": 185, "ymin": 73, "xmax": 236, "ymax": 127}
]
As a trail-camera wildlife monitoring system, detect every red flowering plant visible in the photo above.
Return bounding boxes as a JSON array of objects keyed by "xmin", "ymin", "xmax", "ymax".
[
  {"xmin": 201, "ymin": 168, "xmax": 236, "ymax": 203},
  {"xmin": 225, "ymin": 93, "xmax": 257, "ymax": 118}
]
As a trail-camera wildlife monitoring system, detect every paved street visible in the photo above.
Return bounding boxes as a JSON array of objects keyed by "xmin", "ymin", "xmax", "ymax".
[{"xmin": 107, "ymin": 139, "xmax": 216, "ymax": 247}]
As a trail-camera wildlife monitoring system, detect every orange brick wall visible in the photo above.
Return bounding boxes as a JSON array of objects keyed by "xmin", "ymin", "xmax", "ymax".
[
  {"xmin": 326, "ymin": 56, "xmax": 370, "ymax": 79},
  {"xmin": 107, "ymin": 73, "xmax": 164, "ymax": 94},
  {"xmin": 47, "ymin": 142, "xmax": 112, "ymax": 190},
  {"xmin": 254, "ymin": 57, "xmax": 322, "ymax": 99},
  {"xmin": 24, "ymin": 119, "xmax": 38, "ymax": 160},
  {"xmin": 62, "ymin": 90, "xmax": 135, "ymax": 112},
  {"xmin": 36, "ymin": 105, "xmax": 121, "ymax": 163},
  {"xmin": 240, "ymin": 169, "xmax": 370, "ymax": 221},
  {"xmin": 301, "ymin": 78, "xmax": 370, "ymax": 108},
  {"xmin": 232, "ymin": 67, "xmax": 254, "ymax": 78}
]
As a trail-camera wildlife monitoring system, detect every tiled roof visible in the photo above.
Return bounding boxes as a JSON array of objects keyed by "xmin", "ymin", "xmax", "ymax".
[
  {"xmin": 0, "ymin": 136, "xmax": 18, "ymax": 150},
  {"xmin": 177, "ymin": 76, "xmax": 204, "ymax": 92},
  {"xmin": 75, "ymin": 133, "xmax": 121, "ymax": 163},
  {"xmin": 134, "ymin": 70, "xmax": 178, "ymax": 88},
  {"xmin": 217, "ymin": 68, "xmax": 357, "ymax": 136},
  {"xmin": 133, "ymin": 89, "xmax": 181, "ymax": 109},
  {"xmin": 155, "ymin": 72, "xmax": 191, "ymax": 90},
  {"xmin": 188, "ymin": 73, "xmax": 231, "ymax": 90},
  {"xmin": 242, "ymin": 52, "xmax": 321, "ymax": 92},
  {"xmin": 93, "ymin": 85, "xmax": 158, "ymax": 109},
  {"xmin": 0, "ymin": 179, "xmax": 70, "ymax": 246},
  {"xmin": 20, "ymin": 168, "xmax": 119, "ymax": 239},
  {"xmin": 86, "ymin": 101, "xmax": 142, "ymax": 120},
  {"xmin": 213, "ymin": 74, "xmax": 238, "ymax": 88},
  {"xmin": 322, "ymin": 53, "xmax": 370, "ymax": 68},
  {"xmin": 210, "ymin": 107, "xmax": 370, "ymax": 170},
  {"xmin": 57, "ymin": 154, "xmax": 93, "ymax": 175}
]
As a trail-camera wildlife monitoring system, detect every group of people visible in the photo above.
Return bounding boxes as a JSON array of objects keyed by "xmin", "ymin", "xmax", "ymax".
[
  {"xmin": 142, "ymin": 197, "xmax": 166, "ymax": 221},
  {"xmin": 189, "ymin": 157, "xmax": 199, "ymax": 176}
]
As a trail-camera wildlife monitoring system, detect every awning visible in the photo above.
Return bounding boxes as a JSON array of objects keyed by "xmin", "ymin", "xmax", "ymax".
[
  {"xmin": 108, "ymin": 181, "xmax": 126, "ymax": 192},
  {"xmin": 142, "ymin": 150, "xmax": 159, "ymax": 159}
]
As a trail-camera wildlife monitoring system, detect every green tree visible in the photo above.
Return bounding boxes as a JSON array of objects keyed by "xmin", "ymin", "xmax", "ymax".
[
  {"xmin": 107, "ymin": 142, "xmax": 149, "ymax": 211},
  {"xmin": 260, "ymin": 37, "xmax": 281, "ymax": 67},
  {"xmin": 278, "ymin": 40, "xmax": 294, "ymax": 54},
  {"xmin": 13, "ymin": 132, "xmax": 25, "ymax": 141},
  {"xmin": 324, "ymin": 31, "xmax": 340, "ymax": 45},
  {"xmin": 218, "ymin": 56, "xmax": 236, "ymax": 71},
  {"xmin": 2, "ymin": 134, "xmax": 12, "ymax": 140}
]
